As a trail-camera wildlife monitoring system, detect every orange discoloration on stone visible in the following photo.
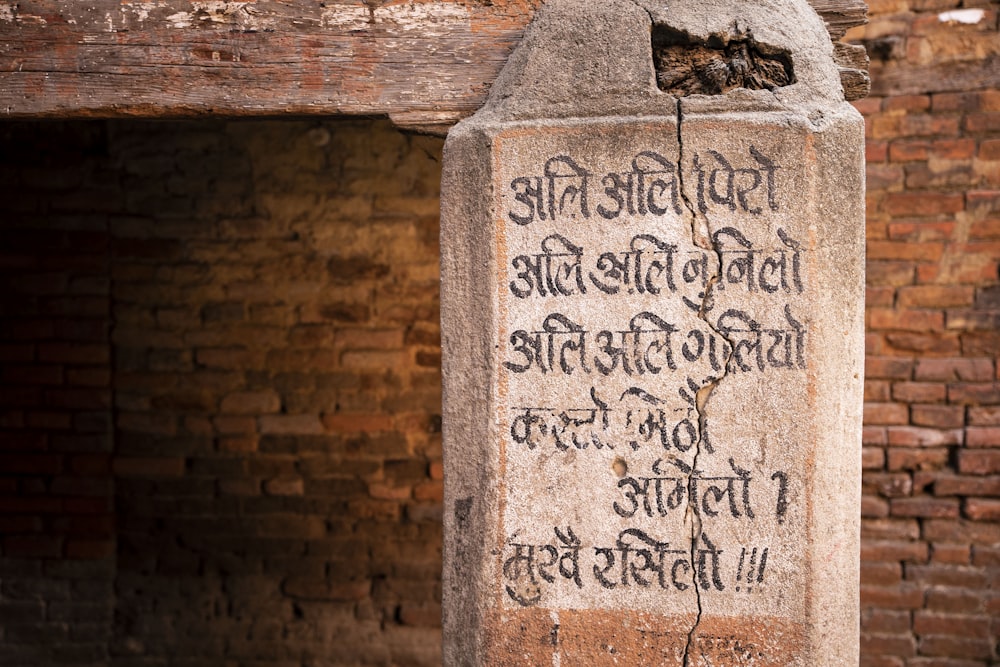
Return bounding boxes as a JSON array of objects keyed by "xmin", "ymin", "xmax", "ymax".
[{"xmin": 482, "ymin": 608, "xmax": 805, "ymax": 666}]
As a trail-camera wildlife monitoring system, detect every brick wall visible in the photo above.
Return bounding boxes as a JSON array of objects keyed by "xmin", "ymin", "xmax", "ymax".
[
  {"xmin": 849, "ymin": 1, "xmax": 1000, "ymax": 665},
  {"xmin": 1, "ymin": 119, "xmax": 444, "ymax": 666},
  {"xmin": 0, "ymin": 123, "xmax": 116, "ymax": 665},
  {"xmin": 0, "ymin": 3, "xmax": 998, "ymax": 664}
]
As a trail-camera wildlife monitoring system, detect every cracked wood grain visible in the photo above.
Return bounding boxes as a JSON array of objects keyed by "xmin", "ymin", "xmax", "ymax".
[{"xmin": 0, "ymin": 0, "xmax": 869, "ymax": 129}]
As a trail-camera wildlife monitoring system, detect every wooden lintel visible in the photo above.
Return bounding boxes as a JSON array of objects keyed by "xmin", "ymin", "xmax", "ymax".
[{"xmin": 0, "ymin": 0, "xmax": 868, "ymax": 131}]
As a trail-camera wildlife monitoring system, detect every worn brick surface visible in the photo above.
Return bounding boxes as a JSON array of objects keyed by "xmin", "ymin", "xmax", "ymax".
[
  {"xmin": 0, "ymin": 120, "xmax": 443, "ymax": 666},
  {"xmin": 850, "ymin": 0, "xmax": 1000, "ymax": 664}
]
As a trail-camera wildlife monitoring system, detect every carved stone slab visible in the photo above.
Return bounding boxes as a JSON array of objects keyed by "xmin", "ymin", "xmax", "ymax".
[{"xmin": 441, "ymin": 1, "xmax": 864, "ymax": 664}]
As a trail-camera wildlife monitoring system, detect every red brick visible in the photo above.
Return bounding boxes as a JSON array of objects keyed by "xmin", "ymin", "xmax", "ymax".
[
  {"xmin": 883, "ymin": 95, "xmax": 931, "ymax": 113},
  {"xmin": 947, "ymin": 310, "xmax": 1000, "ymax": 333},
  {"xmin": 923, "ymin": 518, "xmax": 1000, "ymax": 544},
  {"xmin": 867, "ymin": 357, "xmax": 915, "ymax": 380},
  {"xmin": 0, "ymin": 364, "xmax": 64, "ymax": 385},
  {"xmin": 861, "ymin": 633, "xmax": 916, "ymax": 657},
  {"xmin": 335, "ymin": 328, "xmax": 404, "ymax": 350},
  {"xmin": 910, "ymin": 405, "xmax": 964, "ymax": 429},
  {"xmin": 863, "ymin": 446, "xmax": 886, "ymax": 469},
  {"xmin": 929, "ymin": 543, "xmax": 970, "ymax": 565},
  {"xmin": 897, "ymin": 286, "xmax": 973, "ymax": 308},
  {"xmin": 866, "ymin": 472, "xmax": 913, "ymax": 498},
  {"xmin": 4, "ymin": 535, "xmax": 62, "ymax": 558},
  {"xmin": 216, "ymin": 437, "xmax": 258, "ymax": 453},
  {"xmin": 925, "ymin": 587, "xmax": 987, "ymax": 614},
  {"xmin": 68, "ymin": 454, "xmax": 111, "ymax": 475},
  {"xmin": 972, "ymin": 545, "xmax": 1000, "ymax": 566},
  {"xmin": 913, "ymin": 612, "xmax": 990, "ymax": 639},
  {"xmin": 906, "ymin": 564, "xmax": 990, "ymax": 589},
  {"xmin": 341, "ymin": 349, "xmax": 409, "ymax": 369},
  {"xmin": 63, "ymin": 497, "xmax": 112, "ymax": 514},
  {"xmin": 863, "ymin": 495, "xmax": 890, "ymax": 517},
  {"xmin": 893, "ymin": 382, "xmax": 947, "ymax": 403},
  {"xmin": 890, "ymin": 497, "xmax": 960, "ymax": 518},
  {"xmin": 0, "ymin": 515, "xmax": 43, "ymax": 532},
  {"xmin": 867, "ymin": 262, "xmax": 916, "ymax": 287},
  {"xmin": 0, "ymin": 454, "xmax": 62, "ymax": 475},
  {"xmin": 412, "ymin": 480, "xmax": 442, "ymax": 502},
  {"xmin": 853, "ymin": 97, "xmax": 882, "ymax": 116},
  {"xmin": 963, "ymin": 497, "xmax": 1000, "ymax": 521},
  {"xmin": 965, "ymin": 112, "xmax": 1000, "ymax": 133},
  {"xmin": 980, "ymin": 138, "xmax": 1000, "ymax": 161},
  {"xmin": 902, "ymin": 113, "xmax": 961, "ymax": 136},
  {"xmin": 322, "ymin": 413, "xmax": 394, "ymax": 433},
  {"xmin": 966, "ymin": 189, "xmax": 1000, "ymax": 212},
  {"xmin": 264, "ymin": 476, "xmax": 304, "ymax": 497},
  {"xmin": 969, "ymin": 217, "xmax": 1000, "ymax": 240},
  {"xmin": 889, "ymin": 139, "xmax": 930, "ymax": 162},
  {"xmin": 869, "ymin": 309, "xmax": 945, "ymax": 332},
  {"xmin": 862, "ymin": 539, "xmax": 929, "ymax": 563},
  {"xmin": 883, "ymin": 193, "xmax": 964, "ymax": 216},
  {"xmin": 860, "ymin": 584, "xmax": 925, "ymax": 609},
  {"xmin": 966, "ymin": 426, "xmax": 1000, "ymax": 447},
  {"xmin": 958, "ymin": 450, "xmax": 1000, "ymax": 475},
  {"xmin": 887, "ymin": 427, "xmax": 962, "ymax": 447},
  {"xmin": 398, "ymin": 603, "xmax": 442, "ymax": 628},
  {"xmin": 915, "ymin": 358, "xmax": 994, "ymax": 382},
  {"xmin": 968, "ymin": 406, "xmax": 1000, "ymax": 425},
  {"xmin": 867, "ymin": 140, "xmax": 889, "ymax": 163},
  {"xmin": 116, "ymin": 411, "xmax": 176, "ymax": 436},
  {"xmin": 888, "ymin": 448, "xmax": 950, "ymax": 471},
  {"xmin": 367, "ymin": 482, "xmax": 411, "ymax": 501},
  {"xmin": 112, "ymin": 457, "xmax": 185, "ymax": 477},
  {"xmin": 212, "ymin": 416, "xmax": 256, "ymax": 435},
  {"xmin": 258, "ymin": 414, "xmax": 324, "ymax": 435},
  {"xmin": 867, "ymin": 241, "xmax": 944, "ymax": 262},
  {"xmin": 886, "ymin": 221, "xmax": 955, "ymax": 243},
  {"xmin": 930, "ymin": 138, "xmax": 976, "ymax": 160},
  {"xmin": 195, "ymin": 347, "xmax": 253, "ymax": 369},
  {"xmin": 864, "ymin": 402, "xmax": 910, "ymax": 425},
  {"xmin": 866, "ymin": 287, "xmax": 895, "ymax": 309},
  {"xmin": 36, "ymin": 343, "xmax": 109, "ymax": 365},
  {"xmin": 859, "ymin": 656, "xmax": 904, "ymax": 667},
  {"xmin": 64, "ymin": 539, "xmax": 114, "ymax": 560},
  {"xmin": 866, "ymin": 380, "xmax": 891, "ymax": 402},
  {"xmin": 932, "ymin": 90, "xmax": 1000, "ymax": 113},
  {"xmin": 862, "ymin": 608, "xmax": 911, "ymax": 634},
  {"xmin": 219, "ymin": 391, "xmax": 281, "ymax": 414},
  {"xmin": 933, "ymin": 475, "xmax": 1000, "ymax": 497},
  {"xmin": 918, "ymin": 636, "xmax": 993, "ymax": 661},
  {"xmin": 864, "ymin": 426, "xmax": 888, "ymax": 446},
  {"xmin": 948, "ymin": 383, "xmax": 1000, "ymax": 405}
]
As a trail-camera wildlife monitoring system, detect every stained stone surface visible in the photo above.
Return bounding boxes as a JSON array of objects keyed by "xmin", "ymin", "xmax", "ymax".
[{"xmin": 440, "ymin": 1, "xmax": 864, "ymax": 665}]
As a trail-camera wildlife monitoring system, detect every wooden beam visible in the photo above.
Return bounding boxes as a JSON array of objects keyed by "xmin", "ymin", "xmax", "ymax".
[{"xmin": 0, "ymin": 0, "xmax": 867, "ymax": 131}]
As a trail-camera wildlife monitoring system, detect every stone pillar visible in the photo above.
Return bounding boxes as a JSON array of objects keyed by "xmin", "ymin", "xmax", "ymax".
[{"xmin": 440, "ymin": 1, "xmax": 864, "ymax": 664}]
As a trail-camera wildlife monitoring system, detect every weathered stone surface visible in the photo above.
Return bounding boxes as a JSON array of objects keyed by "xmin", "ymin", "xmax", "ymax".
[{"xmin": 441, "ymin": 0, "xmax": 864, "ymax": 665}]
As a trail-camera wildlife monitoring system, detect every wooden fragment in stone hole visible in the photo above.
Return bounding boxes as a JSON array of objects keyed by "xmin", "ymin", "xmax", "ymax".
[{"xmin": 441, "ymin": 0, "xmax": 864, "ymax": 665}]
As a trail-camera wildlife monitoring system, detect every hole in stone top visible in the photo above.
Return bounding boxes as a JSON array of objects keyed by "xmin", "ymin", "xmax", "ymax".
[
  {"xmin": 612, "ymin": 457, "xmax": 628, "ymax": 477},
  {"xmin": 652, "ymin": 25, "xmax": 795, "ymax": 96}
]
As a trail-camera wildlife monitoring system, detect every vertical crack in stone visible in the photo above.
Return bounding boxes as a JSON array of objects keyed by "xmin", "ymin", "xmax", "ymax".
[{"xmin": 675, "ymin": 95, "xmax": 735, "ymax": 667}]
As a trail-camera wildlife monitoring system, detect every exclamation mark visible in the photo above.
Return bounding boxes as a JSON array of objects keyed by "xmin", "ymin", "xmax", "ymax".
[
  {"xmin": 734, "ymin": 547, "xmax": 745, "ymax": 592},
  {"xmin": 744, "ymin": 548, "xmax": 758, "ymax": 593},
  {"xmin": 734, "ymin": 547, "xmax": 770, "ymax": 592}
]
